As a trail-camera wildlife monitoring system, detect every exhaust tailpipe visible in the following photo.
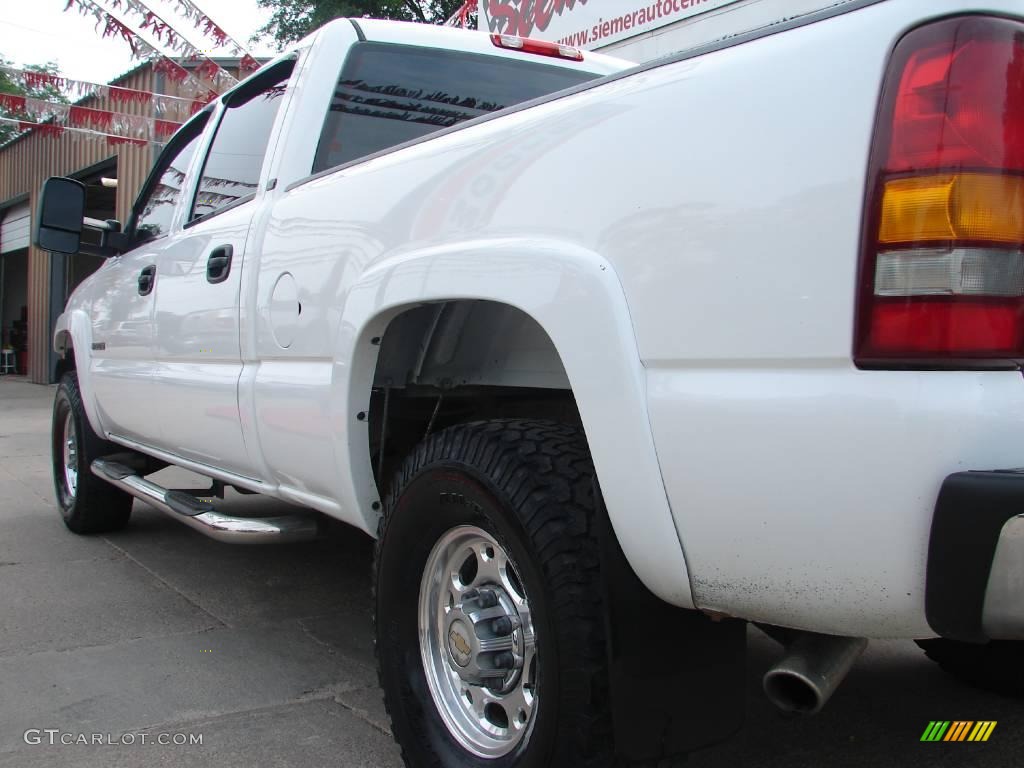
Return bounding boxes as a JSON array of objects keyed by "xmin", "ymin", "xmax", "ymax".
[{"xmin": 762, "ymin": 632, "xmax": 867, "ymax": 715}]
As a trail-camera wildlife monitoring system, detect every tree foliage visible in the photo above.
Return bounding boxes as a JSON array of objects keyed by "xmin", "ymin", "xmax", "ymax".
[
  {"xmin": 0, "ymin": 59, "xmax": 68, "ymax": 145},
  {"xmin": 254, "ymin": 0, "xmax": 464, "ymax": 49}
]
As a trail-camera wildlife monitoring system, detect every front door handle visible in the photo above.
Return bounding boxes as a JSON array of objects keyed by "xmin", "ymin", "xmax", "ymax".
[
  {"xmin": 206, "ymin": 245, "xmax": 233, "ymax": 284},
  {"xmin": 138, "ymin": 265, "xmax": 156, "ymax": 296}
]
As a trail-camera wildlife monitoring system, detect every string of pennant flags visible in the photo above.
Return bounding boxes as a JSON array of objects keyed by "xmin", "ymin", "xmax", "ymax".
[
  {"xmin": 0, "ymin": 93, "xmax": 182, "ymax": 141},
  {"xmin": 167, "ymin": 0, "xmax": 261, "ymax": 72},
  {"xmin": 0, "ymin": 65, "xmax": 207, "ymax": 119},
  {"xmin": 102, "ymin": 0, "xmax": 247, "ymax": 89},
  {"xmin": 63, "ymin": 0, "xmax": 237, "ymax": 100},
  {"xmin": 0, "ymin": 115, "xmax": 161, "ymax": 147},
  {"xmin": 2, "ymin": 0, "xmax": 263, "ymax": 146}
]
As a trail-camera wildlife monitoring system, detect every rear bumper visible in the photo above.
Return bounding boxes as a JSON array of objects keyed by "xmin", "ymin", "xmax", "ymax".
[{"xmin": 927, "ymin": 471, "xmax": 1024, "ymax": 642}]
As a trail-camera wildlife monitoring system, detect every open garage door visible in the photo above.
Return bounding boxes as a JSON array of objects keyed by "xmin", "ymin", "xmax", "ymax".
[
  {"xmin": 1, "ymin": 200, "xmax": 30, "ymax": 374},
  {"xmin": 1, "ymin": 201, "xmax": 30, "ymax": 254}
]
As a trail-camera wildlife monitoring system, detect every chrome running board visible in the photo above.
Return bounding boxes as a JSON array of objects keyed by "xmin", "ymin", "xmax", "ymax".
[{"xmin": 91, "ymin": 458, "xmax": 319, "ymax": 544}]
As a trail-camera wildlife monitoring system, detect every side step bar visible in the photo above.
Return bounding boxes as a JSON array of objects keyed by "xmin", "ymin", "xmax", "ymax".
[{"xmin": 92, "ymin": 458, "xmax": 319, "ymax": 544}]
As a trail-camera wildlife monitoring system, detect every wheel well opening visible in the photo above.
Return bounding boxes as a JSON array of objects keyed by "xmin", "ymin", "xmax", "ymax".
[
  {"xmin": 54, "ymin": 338, "xmax": 76, "ymax": 382},
  {"xmin": 367, "ymin": 301, "xmax": 580, "ymax": 494}
]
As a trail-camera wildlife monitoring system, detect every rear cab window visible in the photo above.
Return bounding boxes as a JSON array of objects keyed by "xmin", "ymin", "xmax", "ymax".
[{"xmin": 312, "ymin": 43, "xmax": 605, "ymax": 174}]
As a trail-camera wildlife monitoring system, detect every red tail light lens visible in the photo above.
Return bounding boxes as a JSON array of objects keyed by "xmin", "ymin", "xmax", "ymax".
[
  {"xmin": 888, "ymin": 24, "xmax": 1024, "ymax": 173},
  {"xmin": 855, "ymin": 16, "xmax": 1024, "ymax": 368}
]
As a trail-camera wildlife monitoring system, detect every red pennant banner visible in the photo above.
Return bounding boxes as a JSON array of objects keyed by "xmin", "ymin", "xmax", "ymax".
[
  {"xmin": 95, "ymin": 8, "xmax": 139, "ymax": 54},
  {"xmin": 64, "ymin": 0, "xmax": 235, "ymax": 98},
  {"xmin": 200, "ymin": 16, "xmax": 228, "ymax": 47},
  {"xmin": 169, "ymin": 0, "xmax": 259, "ymax": 66},
  {"xmin": 154, "ymin": 119, "xmax": 179, "ymax": 138},
  {"xmin": 5, "ymin": 96, "xmax": 182, "ymax": 141},
  {"xmin": 239, "ymin": 54, "xmax": 261, "ymax": 74},
  {"xmin": 19, "ymin": 121, "xmax": 64, "ymax": 138},
  {"xmin": 108, "ymin": 85, "xmax": 152, "ymax": 105},
  {"xmin": 104, "ymin": 0, "xmax": 238, "ymax": 90},
  {"xmin": 1, "ymin": 115, "xmax": 165, "ymax": 147},
  {"xmin": 193, "ymin": 59, "xmax": 220, "ymax": 81},
  {"xmin": 0, "ymin": 93, "xmax": 27, "ymax": 112},
  {"xmin": 139, "ymin": 9, "xmax": 180, "ymax": 50},
  {"xmin": 152, "ymin": 57, "xmax": 191, "ymax": 83},
  {"xmin": 22, "ymin": 69, "xmax": 65, "ymax": 91},
  {"xmin": 107, "ymin": 135, "xmax": 148, "ymax": 147},
  {"xmin": 1, "ymin": 65, "xmax": 204, "ymax": 120},
  {"xmin": 69, "ymin": 105, "xmax": 115, "ymax": 129}
]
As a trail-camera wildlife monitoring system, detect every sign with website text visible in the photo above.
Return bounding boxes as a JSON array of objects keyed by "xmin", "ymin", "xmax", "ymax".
[{"xmin": 481, "ymin": 0, "xmax": 743, "ymax": 50}]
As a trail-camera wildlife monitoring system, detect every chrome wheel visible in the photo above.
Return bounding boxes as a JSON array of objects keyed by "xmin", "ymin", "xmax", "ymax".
[
  {"xmin": 418, "ymin": 525, "xmax": 538, "ymax": 758},
  {"xmin": 61, "ymin": 411, "xmax": 78, "ymax": 499}
]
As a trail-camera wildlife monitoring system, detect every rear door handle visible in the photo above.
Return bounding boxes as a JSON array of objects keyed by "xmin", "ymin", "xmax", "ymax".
[
  {"xmin": 138, "ymin": 265, "xmax": 156, "ymax": 296},
  {"xmin": 206, "ymin": 245, "xmax": 233, "ymax": 284}
]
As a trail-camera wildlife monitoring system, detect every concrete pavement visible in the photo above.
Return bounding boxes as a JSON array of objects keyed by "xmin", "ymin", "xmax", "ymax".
[
  {"xmin": 0, "ymin": 377, "xmax": 399, "ymax": 768},
  {"xmin": 0, "ymin": 376, "xmax": 1020, "ymax": 767}
]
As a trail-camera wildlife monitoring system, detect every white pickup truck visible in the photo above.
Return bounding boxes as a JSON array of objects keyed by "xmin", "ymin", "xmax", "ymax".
[{"xmin": 33, "ymin": 1, "xmax": 1024, "ymax": 765}]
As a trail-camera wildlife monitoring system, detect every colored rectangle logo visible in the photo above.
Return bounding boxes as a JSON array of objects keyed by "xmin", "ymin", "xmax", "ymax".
[{"xmin": 921, "ymin": 721, "xmax": 996, "ymax": 742}]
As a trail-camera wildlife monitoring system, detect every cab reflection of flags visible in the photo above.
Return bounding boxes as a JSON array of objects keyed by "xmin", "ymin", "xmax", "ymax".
[{"xmin": 920, "ymin": 721, "xmax": 997, "ymax": 742}]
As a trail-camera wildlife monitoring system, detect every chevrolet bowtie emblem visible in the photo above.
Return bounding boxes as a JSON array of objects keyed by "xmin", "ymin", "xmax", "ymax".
[{"xmin": 450, "ymin": 629, "xmax": 471, "ymax": 657}]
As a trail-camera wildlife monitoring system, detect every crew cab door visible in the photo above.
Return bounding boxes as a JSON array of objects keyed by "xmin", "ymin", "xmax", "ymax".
[
  {"xmin": 88, "ymin": 114, "xmax": 209, "ymax": 445},
  {"xmin": 152, "ymin": 61, "xmax": 294, "ymax": 478}
]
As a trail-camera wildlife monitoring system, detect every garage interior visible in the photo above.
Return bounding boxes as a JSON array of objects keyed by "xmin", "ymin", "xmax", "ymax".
[{"xmin": 0, "ymin": 199, "xmax": 29, "ymax": 374}]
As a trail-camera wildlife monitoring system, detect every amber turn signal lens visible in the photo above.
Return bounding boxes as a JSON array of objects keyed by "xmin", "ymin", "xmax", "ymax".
[{"xmin": 878, "ymin": 173, "xmax": 1024, "ymax": 246}]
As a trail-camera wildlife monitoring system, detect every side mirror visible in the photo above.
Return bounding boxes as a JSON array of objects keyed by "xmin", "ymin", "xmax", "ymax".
[{"xmin": 34, "ymin": 177, "xmax": 85, "ymax": 254}]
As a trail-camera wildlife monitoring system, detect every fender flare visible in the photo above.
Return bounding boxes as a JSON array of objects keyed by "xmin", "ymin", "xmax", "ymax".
[{"xmin": 331, "ymin": 237, "xmax": 695, "ymax": 608}]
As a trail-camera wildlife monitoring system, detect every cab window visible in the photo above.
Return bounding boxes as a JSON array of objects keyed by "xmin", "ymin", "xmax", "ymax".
[
  {"xmin": 189, "ymin": 61, "xmax": 294, "ymax": 222},
  {"xmin": 132, "ymin": 113, "xmax": 208, "ymax": 242},
  {"xmin": 312, "ymin": 43, "xmax": 598, "ymax": 173}
]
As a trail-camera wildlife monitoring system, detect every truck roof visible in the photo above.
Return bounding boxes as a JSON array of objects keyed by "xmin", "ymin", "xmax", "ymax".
[{"xmin": 313, "ymin": 18, "xmax": 634, "ymax": 77}]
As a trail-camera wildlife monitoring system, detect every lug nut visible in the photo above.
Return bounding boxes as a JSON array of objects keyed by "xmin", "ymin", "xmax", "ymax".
[
  {"xmin": 493, "ymin": 652, "xmax": 516, "ymax": 669},
  {"xmin": 476, "ymin": 589, "xmax": 498, "ymax": 608},
  {"xmin": 491, "ymin": 616, "xmax": 513, "ymax": 635}
]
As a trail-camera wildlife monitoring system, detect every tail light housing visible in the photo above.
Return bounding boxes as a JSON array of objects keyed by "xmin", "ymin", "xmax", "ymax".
[
  {"xmin": 490, "ymin": 33, "xmax": 584, "ymax": 61},
  {"xmin": 855, "ymin": 16, "xmax": 1024, "ymax": 368}
]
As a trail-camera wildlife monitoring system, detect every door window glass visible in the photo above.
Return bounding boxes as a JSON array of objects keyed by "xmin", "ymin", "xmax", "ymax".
[
  {"xmin": 133, "ymin": 115, "xmax": 207, "ymax": 241},
  {"xmin": 190, "ymin": 63, "xmax": 293, "ymax": 222}
]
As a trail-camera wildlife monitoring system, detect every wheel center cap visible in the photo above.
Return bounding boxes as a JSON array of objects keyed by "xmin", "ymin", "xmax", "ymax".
[{"xmin": 448, "ymin": 620, "xmax": 473, "ymax": 667}]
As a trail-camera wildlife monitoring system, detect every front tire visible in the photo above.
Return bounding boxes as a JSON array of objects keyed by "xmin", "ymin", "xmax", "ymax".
[
  {"xmin": 52, "ymin": 372, "xmax": 132, "ymax": 534},
  {"xmin": 375, "ymin": 420, "xmax": 613, "ymax": 768},
  {"xmin": 916, "ymin": 638, "xmax": 1024, "ymax": 695}
]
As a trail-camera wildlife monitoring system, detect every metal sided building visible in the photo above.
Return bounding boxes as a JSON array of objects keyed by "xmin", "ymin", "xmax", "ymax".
[{"xmin": 0, "ymin": 59, "xmax": 246, "ymax": 384}]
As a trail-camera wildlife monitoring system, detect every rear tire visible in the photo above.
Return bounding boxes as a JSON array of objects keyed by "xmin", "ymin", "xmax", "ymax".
[
  {"xmin": 375, "ymin": 420, "xmax": 613, "ymax": 768},
  {"xmin": 51, "ymin": 372, "xmax": 132, "ymax": 534},
  {"xmin": 916, "ymin": 638, "xmax": 1024, "ymax": 695}
]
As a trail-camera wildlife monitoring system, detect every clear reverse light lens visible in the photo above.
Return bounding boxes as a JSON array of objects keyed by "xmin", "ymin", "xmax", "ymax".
[{"xmin": 874, "ymin": 248, "xmax": 1024, "ymax": 297}]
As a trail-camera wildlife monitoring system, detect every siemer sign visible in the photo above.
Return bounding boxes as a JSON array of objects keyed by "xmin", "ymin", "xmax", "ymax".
[{"xmin": 481, "ymin": 0, "xmax": 742, "ymax": 49}]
